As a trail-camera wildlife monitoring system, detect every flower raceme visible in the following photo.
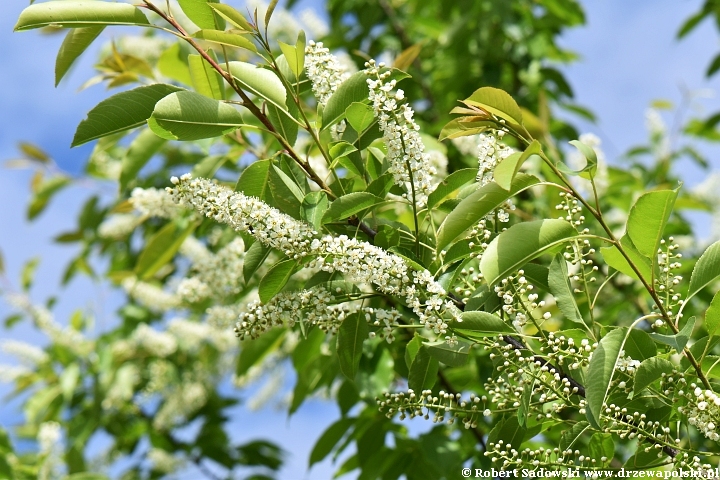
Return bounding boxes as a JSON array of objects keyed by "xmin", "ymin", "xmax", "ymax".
[{"xmin": 168, "ymin": 174, "xmax": 462, "ymax": 336}]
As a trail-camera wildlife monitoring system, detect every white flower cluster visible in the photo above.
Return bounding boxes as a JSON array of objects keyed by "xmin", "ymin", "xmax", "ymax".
[
  {"xmin": 122, "ymin": 276, "xmax": 181, "ymax": 312},
  {"xmin": 477, "ymin": 131, "xmax": 514, "ymax": 186},
  {"xmin": 493, "ymin": 270, "xmax": 548, "ymax": 330},
  {"xmin": 153, "ymin": 380, "xmax": 207, "ymax": 430},
  {"xmin": 102, "ymin": 363, "xmax": 140, "ymax": 410},
  {"xmin": 0, "ymin": 365, "xmax": 31, "ymax": 383},
  {"xmin": 0, "ymin": 339, "xmax": 48, "ymax": 366},
  {"xmin": 130, "ymin": 187, "xmax": 184, "ymax": 218},
  {"xmin": 37, "ymin": 421, "xmax": 63, "ymax": 480},
  {"xmin": 148, "ymin": 448, "xmax": 185, "ymax": 474},
  {"xmin": 235, "ymin": 286, "xmax": 401, "ymax": 341},
  {"xmin": 680, "ymin": 386, "xmax": 720, "ymax": 442},
  {"xmin": 98, "ymin": 213, "xmax": 142, "ymax": 239},
  {"xmin": 305, "ymin": 41, "xmax": 349, "ymax": 106},
  {"xmin": 179, "ymin": 237, "xmax": 246, "ymax": 302},
  {"xmin": 4, "ymin": 292, "xmax": 87, "ymax": 353},
  {"xmin": 169, "ymin": 175, "xmax": 461, "ymax": 333},
  {"xmin": 365, "ymin": 60, "xmax": 435, "ymax": 207}
]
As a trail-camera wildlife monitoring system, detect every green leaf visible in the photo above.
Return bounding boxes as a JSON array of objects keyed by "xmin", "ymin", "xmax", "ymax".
[
  {"xmin": 15, "ymin": 1, "xmax": 150, "ymax": 30},
  {"xmin": 60, "ymin": 363, "xmax": 80, "ymax": 402},
  {"xmin": 623, "ymin": 328, "xmax": 657, "ymax": 361},
  {"xmin": 158, "ymin": 42, "xmax": 192, "ymax": 85},
  {"xmin": 517, "ymin": 379, "xmax": 532, "ymax": 427},
  {"xmin": 627, "ymin": 189, "xmax": 678, "ymax": 260},
  {"xmin": 62, "ymin": 474, "xmax": 110, "ymax": 480},
  {"xmin": 438, "ymin": 117, "xmax": 495, "ymax": 141},
  {"xmin": 345, "ymin": 102, "xmax": 375, "ymax": 133},
  {"xmin": 405, "ymin": 334, "xmax": 423, "ymax": 369},
  {"xmin": 55, "ymin": 26, "xmax": 104, "ymax": 86},
  {"xmin": 135, "ymin": 221, "xmax": 194, "ymax": 280},
  {"xmin": 188, "ymin": 53, "xmax": 225, "ymax": 100},
  {"xmin": 427, "ymin": 168, "xmax": 476, "ymax": 209},
  {"xmin": 243, "ymin": 241, "xmax": 271, "ymax": 283},
  {"xmin": 229, "ymin": 61, "xmax": 287, "ymax": 111},
  {"xmin": 706, "ymin": 291, "xmax": 720, "ymax": 337},
  {"xmin": 21, "ymin": 257, "xmax": 40, "ymax": 291},
  {"xmin": 588, "ymin": 433, "xmax": 614, "ymax": 467},
  {"xmin": 585, "ymin": 327, "xmax": 629, "ymax": 429},
  {"xmin": 436, "ymin": 173, "xmax": 539, "ymax": 252},
  {"xmin": 193, "ymin": 29, "xmax": 257, "ymax": 52},
  {"xmin": 269, "ymin": 165, "xmax": 304, "ymax": 217},
  {"xmin": 301, "ymin": 191, "xmax": 329, "ymax": 231},
  {"xmin": 192, "ymin": 154, "xmax": 227, "ymax": 178},
  {"xmin": 177, "ymin": 0, "xmax": 224, "ymax": 30},
  {"xmin": 480, "ymin": 219, "xmax": 578, "ymax": 287},
  {"xmin": 450, "ymin": 311, "xmax": 515, "ymax": 338},
  {"xmin": 28, "ymin": 176, "xmax": 71, "ymax": 219},
  {"xmin": 278, "ymin": 31, "xmax": 306, "ymax": 79},
  {"xmin": 265, "ymin": 0, "xmax": 279, "ymax": 29},
  {"xmin": 258, "ymin": 259, "xmax": 296, "ymax": 303},
  {"xmin": 120, "ymin": 128, "xmax": 166, "ymax": 191},
  {"xmin": 464, "ymin": 86, "xmax": 523, "ymax": 127},
  {"xmin": 599, "ymin": 235, "xmax": 652, "ymax": 281},
  {"xmin": 559, "ymin": 421, "xmax": 590, "ymax": 451},
  {"xmin": 423, "ymin": 340, "xmax": 470, "ymax": 367},
  {"xmin": 337, "ymin": 312, "xmax": 368, "ymax": 380},
  {"xmin": 236, "ymin": 329, "xmax": 285, "ymax": 376},
  {"xmin": 548, "ymin": 254, "xmax": 585, "ymax": 325},
  {"xmin": 649, "ymin": 316, "xmax": 696, "ymax": 353},
  {"xmin": 493, "ymin": 140, "xmax": 541, "ymax": 190},
  {"xmin": 688, "ymin": 240, "xmax": 720, "ymax": 301},
  {"xmin": 309, "ymin": 417, "xmax": 355, "ymax": 467},
  {"xmin": 149, "ymin": 91, "xmax": 246, "ymax": 140},
  {"xmin": 322, "ymin": 72, "xmax": 370, "ymax": 130},
  {"xmin": 236, "ymin": 159, "xmax": 273, "ymax": 201},
  {"xmin": 408, "ymin": 346, "xmax": 438, "ymax": 392},
  {"xmin": 322, "ymin": 192, "xmax": 382, "ymax": 224},
  {"xmin": 208, "ymin": 3, "xmax": 253, "ymax": 31},
  {"xmin": 633, "ymin": 357, "xmax": 674, "ymax": 396},
  {"xmin": 487, "ymin": 416, "xmax": 527, "ymax": 450},
  {"xmin": 560, "ymin": 139, "xmax": 598, "ymax": 179},
  {"xmin": 72, "ymin": 84, "xmax": 183, "ymax": 147},
  {"xmin": 268, "ymin": 100, "xmax": 299, "ymax": 147}
]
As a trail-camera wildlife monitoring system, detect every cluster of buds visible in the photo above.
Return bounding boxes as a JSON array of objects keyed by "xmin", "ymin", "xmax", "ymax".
[{"xmin": 377, "ymin": 389, "xmax": 482, "ymax": 430}]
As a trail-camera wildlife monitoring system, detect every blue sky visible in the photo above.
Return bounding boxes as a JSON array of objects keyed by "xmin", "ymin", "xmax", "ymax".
[{"xmin": 1, "ymin": 0, "xmax": 720, "ymax": 478}]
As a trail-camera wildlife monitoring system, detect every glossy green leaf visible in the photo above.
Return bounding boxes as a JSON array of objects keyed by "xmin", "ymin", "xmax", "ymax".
[
  {"xmin": 345, "ymin": 102, "xmax": 375, "ymax": 133},
  {"xmin": 558, "ymin": 139, "xmax": 598, "ymax": 179},
  {"xmin": 120, "ymin": 128, "xmax": 166, "ymax": 191},
  {"xmin": 404, "ymin": 334, "xmax": 423, "ymax": 369},
  {"xmin": 229, "ymin": 61, "xmax": 288, "ymax": 111},
  {"xmin": 188, "ymin": 53, "xmax": 225, "ymax": 100},
  {"xmin": 55, "ymin": 26, "xmax": 104, "ymax": 86},
  {"xmin": 427, "ymin": 168, "xmax": 476, "ymax": 209},
  {"xmin": 633, "ymin": 357, "xmax": 674, "ymax": 396},
  {"xmin": 208, "ymin": 3, "xmax": 252, "ymax": 31},
  {"xmin": 438, "ymin": 117, "xmax": 495, "ymax": 141},
  {"xmin": 599, "ymin": 235, "xmax": 652, "ymax": 281},
  {"xmin": 623, "ymin": 328, "xmax": 657, "ymax": 361},
  {"xmin": 627, "ymin": 189, "xmax": 678, "ymax": 259},
  {"xmin": 268, "ymin": 100, "xmax": 299, "ymax": 147},
  {"xmin": 436, "ymin": 173, "xmax": 539, "ymax": 252},
  {"xmin": 450, "ymin": 311, "xmax": 515, "ymax": 337},
  {"xmin": 322, "ymin": 72, "xmax": 370, "ymax": 130},
  {"xmin": 585, "ymin": 327, "xmax": 628, "ymax": 429},
  {"xmin": 269, "ymin": 165, "xmax": 304, "ymax": 217},
  {"xmin": 265, "ymin": 0, "xmax": 279, "ymax": 29},
  {"xmin": 337, "ymin": 312, "xmax": 368, "ymax": 380},
  {"xmin": 548, "ymin": 254, "xmax": 585, "ymax": 325},
  {"xmin": 688, "ymin": 240, "xmax": 720, "ymax": 301},
  {"xmin": 193, "ymin": 29, "xmax": 257, "ymax": 52},
  {"xmin": 236, "ymin": 159, "xmax": 273, "ymax": 201},
  {"xmin": 408, "ymin": 346, "xmax": 438, "ymax": 392},
  {"xmin": 649, "ymin": 316, "xmax": 696, "ymax": 353},
  {"xmin": 177, "ymin": 0, "xmax": 224, "ymax": 30},
  {"xmin": 517, "ymin": 379, "xmax": 533, "ymax": 427},
  {"xmin": 480, "ymin": 219, "xmax": 578, "ymax": 287},
  {"xmin": 589, "ymin": 433, "xmax": 614, "ymax": 467},
  {"xmin": 60, "ymin": 363, "xmax": 80, "ymax": 402},
  {"xmin": 559, "ymin": 421, "xmax": 590, "ymax": 451},
  {"xmin": 278, "ymin": 30, "xmax": 306, "ymax": 78},
  {"xmin": 258, "ymin": 259, "xmax": 296, "ymax": 303},
  {"xmin": 149, "ymin": 91, "xmax": 246, "ymax": 140},
  {"xmin": 309, "ymin": 417, "xmax": 355, "ymax": 467},
  {"xmin": 192, "ymin": 154, "xmax": 227, "ymax": 178},
  {"xmin": 236, "ymin": 329, "xmax": 285, "ymax": 376},
  {"xmin": 15, "ymin": 2, "xmax": 150, "ymax": 30},
  {"xmin": 322, "ymin": 192, "xmax": 382, "ymax": 224},
  {"xmin": 72, "ymin": 84, "xmax": 183, "ymax": 146},
  {"xmin": 21, "ymin": 257, "xmax": 40, "ymax": 291},
  {"xmin": 28, "ymin": 176, "xmax": 71, "ymax": 219},
  {"xmin": 301, "ymin": 191, "xmax": 329, "ymax": 230},
  {"xmin": 423, "ymin": 340, "xmax": 470, "ymax": 367},
  {"xmin": 158, "ymin": 42, "xmax": 192, "ymax": 85},
  {"xmin": 493, "ymin": 140, "xmax": 541, "ymax": 190},
  {"xmin": 135, "ymin": 221, "xmax": 194, "ymax": 280},
  {"xmin": 706, "ymin": 291, "xmax": 720, "ymax": 337},
  {"xmin": 243, "ymin": 241, "xmax": 271, "ymax": 283},
  {"xmin": 464, "ymin": 86, "xmax": 523, "ymax": 126},
  {"xmin": 487, "ymin": 416, "xmax": 527, "ymax": 450}
]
